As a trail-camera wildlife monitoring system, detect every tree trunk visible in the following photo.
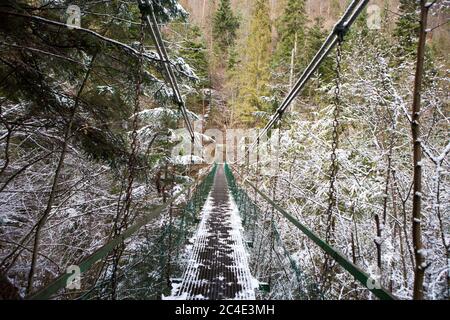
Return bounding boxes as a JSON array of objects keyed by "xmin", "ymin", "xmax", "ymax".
[
  {"xmin": 374, "ymin": 214, "xmax": 382, "ymax": 271},
  {"xmin": 26, "ymin": 55, "xmax": 96, "ymax": 294},
  {"xmin": 411, "ymin": 0, "xmax": 429, "ymax": 300}
]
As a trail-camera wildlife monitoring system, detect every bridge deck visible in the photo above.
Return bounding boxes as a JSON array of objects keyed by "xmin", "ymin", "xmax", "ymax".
[{"xmin": 170, "ymin": 164, "xmax": 256, "ymax": 300}]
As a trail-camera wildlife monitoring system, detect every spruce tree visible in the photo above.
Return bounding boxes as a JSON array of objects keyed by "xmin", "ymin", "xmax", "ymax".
[
  {"xmin": 270, "ymin": 0, "xmax": 308, "ymax": 104},
  {"xmin": 273, "ymin": 0, "xmax": 308, "ymax": 74},
  {"xmin": 236, "ymin": 0, "xmax": 272, "ymax": 124},
  {"xmin": 213, "ymin": 0, "xmax": 240, "ymax": 56}
]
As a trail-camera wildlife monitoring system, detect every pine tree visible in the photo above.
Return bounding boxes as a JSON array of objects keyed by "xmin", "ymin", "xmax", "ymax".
[
  {"xmin": 213, "ymin": 0, "xmax": 240, "ymax": 57},
  {"xmin": 235, "ymin": 0, "xmax": 272, "ymax": 124}
]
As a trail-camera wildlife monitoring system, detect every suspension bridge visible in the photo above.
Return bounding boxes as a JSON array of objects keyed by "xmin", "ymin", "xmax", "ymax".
[
  {"xmin": 18, "ymin": 0, "xmax": 437, "ymax": 300},
  {"xmin": 27, "ymin": 161, "xmax": 395, "ymax": 300}
]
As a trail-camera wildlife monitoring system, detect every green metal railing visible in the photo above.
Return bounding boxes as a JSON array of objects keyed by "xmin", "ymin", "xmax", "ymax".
[
  {"xmin": 142, "ymin": 163, "xmax": 218, "ymax": 298},
  {"xmin": 224, "ymin": 163, "xmax": 396, "ymax": 300},
  {"xmin": 225, "ymin": 163, "xmax": 320, "ymax": 299}
]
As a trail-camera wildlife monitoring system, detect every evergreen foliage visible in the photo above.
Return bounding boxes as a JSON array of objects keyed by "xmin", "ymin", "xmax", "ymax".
[
  {"xmin": 234, "ymin": 0, "xmax": 272, "ymax": 124},
  {"xmin": 212, "ymin": 0, "xmax": 240, "ymax": 61}
]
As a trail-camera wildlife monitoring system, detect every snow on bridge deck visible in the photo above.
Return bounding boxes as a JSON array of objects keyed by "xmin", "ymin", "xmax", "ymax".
[{"xmin": 167, "ymin": 164, "xmax": 257, "ymax": 300}]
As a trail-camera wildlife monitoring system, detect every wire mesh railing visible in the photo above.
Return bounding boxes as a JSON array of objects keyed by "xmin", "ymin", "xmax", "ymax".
[
  {"xmin": 224, "ymin": 163, "xmax": 322, "ymax": 300},
  {"xmin": 225, "ymin": 163, "xmax": 396, "ymax": 300}
]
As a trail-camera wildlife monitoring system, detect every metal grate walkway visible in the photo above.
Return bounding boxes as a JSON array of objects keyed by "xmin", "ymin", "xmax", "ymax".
[{"xmin": 170, "ymin": 164, "xmax": 256, "ymax": 300}]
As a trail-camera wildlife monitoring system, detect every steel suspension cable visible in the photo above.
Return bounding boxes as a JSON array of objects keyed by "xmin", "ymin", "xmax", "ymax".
[
  {"xmin": 235, "ymin": 0, "xmax": 369, "ymax": 165},
  {"xmin": 137, "ymin": 0, "xmax": 195, "ymax": 141}
]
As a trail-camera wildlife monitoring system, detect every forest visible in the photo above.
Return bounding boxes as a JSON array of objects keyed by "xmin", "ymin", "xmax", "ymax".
[{"xmin": 0, "ymin": 0, "xmax": 448, "ymax": 302}]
